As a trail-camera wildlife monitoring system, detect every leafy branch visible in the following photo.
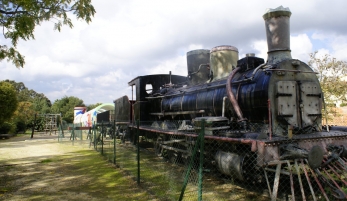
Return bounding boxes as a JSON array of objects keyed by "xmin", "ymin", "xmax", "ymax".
[
  {"xmin": 308, "ymin": 51, "xmax": 347, "ymax": 118},
  {"xmin": 0, "ymin": 0, "xmax": 95, "ymax": 68}
]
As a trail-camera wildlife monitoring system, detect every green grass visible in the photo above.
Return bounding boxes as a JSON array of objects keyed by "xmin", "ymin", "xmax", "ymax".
[
  {"xmin": 0, "ymin": 137, "xmax": 270, "ymax": 200},
  {"xmin": 112, "ymin": 145, "xmax": 182, "ymax": 200},
  {"xmin": 108, "ymin": 144, "xmax": 269, "ymax": 201},
  {"xmin": 53, "ymin": 147, "xmax": 155, "ymax": 200},
  {"xmin": 40, "ymin": 159, "xmax": 53, "ymax": 163},
  {"xmin": 0, "ymin": 142, "xmax": 156, "ymax": 201}
]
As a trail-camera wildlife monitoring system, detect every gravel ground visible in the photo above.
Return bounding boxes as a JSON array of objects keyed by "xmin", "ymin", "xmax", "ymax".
[{"xmin": 0, "ymin": 133, "xmax": 154, "ymax": 201}]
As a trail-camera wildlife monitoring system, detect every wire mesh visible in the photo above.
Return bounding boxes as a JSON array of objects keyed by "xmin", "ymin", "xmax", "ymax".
[
  {"xmin": 57, "ymin": 123, "xmax": 93, "ymax": 147},
  {"xmin": 57, "ymin": 119, "xmax": 347, "ymax": 200}
]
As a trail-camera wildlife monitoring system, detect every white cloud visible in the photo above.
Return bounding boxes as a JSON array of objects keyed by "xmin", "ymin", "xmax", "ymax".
[
  {"xmin": 310, "ymin": 32, "xmax": 347, "ymax": 61},
  {"xmin": 1, "ymin": 0, "xmax": 347, "ymax": 105},
  {"xmin": 329, "ymin": 36, "xmax": 347, "ymax": 61},
  {"xmin": 290, "ymin": 34, "xmax": 313, "ymax": 62},
  {"xmin": 146, "ymin": 55, "xmax": 187, "ymax": 76},
  {"xmin": 251, "ymin": 40, "xmax": 267, "ymax": 60}
]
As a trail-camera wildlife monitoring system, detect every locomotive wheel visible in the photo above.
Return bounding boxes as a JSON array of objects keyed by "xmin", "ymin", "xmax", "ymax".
[{"xmin": 167, "ymin": 150, "xmax": 179, "ymax": 164}]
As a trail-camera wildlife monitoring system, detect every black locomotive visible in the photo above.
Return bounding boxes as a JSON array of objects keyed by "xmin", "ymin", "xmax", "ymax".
[{"xmin": 113, "ymin": 6, "xmax": 347, "ymax": 200}]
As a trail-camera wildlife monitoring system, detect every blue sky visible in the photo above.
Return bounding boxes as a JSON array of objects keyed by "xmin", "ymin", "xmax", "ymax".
[{"xmin": 1, "ymin": 0, "xmax": 347, "ymax": 105}]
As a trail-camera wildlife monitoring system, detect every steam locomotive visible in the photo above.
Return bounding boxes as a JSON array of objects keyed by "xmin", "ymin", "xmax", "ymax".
[{"xmin": 113, "ymin": 6, "xmax": 347, "ymax": 200}]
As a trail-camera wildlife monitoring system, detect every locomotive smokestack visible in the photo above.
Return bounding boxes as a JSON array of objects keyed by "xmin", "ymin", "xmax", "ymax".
[{"xmin": 263, "ymin": 6, "xmax": 292, "ymax": 64}]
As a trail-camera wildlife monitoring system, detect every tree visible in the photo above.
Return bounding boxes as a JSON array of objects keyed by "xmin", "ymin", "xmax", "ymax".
[
  {"xmin": 0, "ymin": 81, "xmax": 18, "ymax": 124},
  {"xmin": 32, "ymin": 94, "xmax": 51, "ymax": 114},
  {"xmin": 4, "ymin": 80, "xmax": 52, "ymax": 113},
  {"xmin": 51, "ymin": 96, "xmax": 85, "ymax": 123},
  {"xmin": 0, "ymin": 0, "xmax": 95, "ymax": 67},
  {"xmin": 2, "ymin": 80, "xmax": 53, "ymax": 132},
  {"xmin": 308, "ymin": 51, "xmax": 347, "ymax": 116},
  {"xmin": 11, "ymin": 101, "xmax": 35, "ymax": 132}
]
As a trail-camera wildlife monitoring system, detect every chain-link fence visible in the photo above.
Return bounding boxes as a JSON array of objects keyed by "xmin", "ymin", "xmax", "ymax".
[
  {"xmin": 58, "ymin": 119, "xmax": 347, "ymax": 200},
  {"xmin": 57, "ymin": 123, "xmax": 92, "ymax": 147}
]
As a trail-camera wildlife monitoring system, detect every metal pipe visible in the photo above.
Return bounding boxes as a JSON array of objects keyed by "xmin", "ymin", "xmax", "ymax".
[
  {"xmin": 322, "ymin": 168, "xmax": 347, "ymax": 199},
  {"xmin": 307, "ymin": 163, "xmax": 330, "ymax": 201},
  {"xmin": 136, "ymin": 120, "xmax": 140, "ymax": 185},
  {"xmin": 226, "ymin": 67, "xmax": 247, "ymax": 122},
  {"xmin": 189, "ymin": 64, "xmax": 209, "ymax": 75},
  {"xmin": 222, "ymin": 96, "xmax": 227, "ymax": 117},
  {"xmin": 169, "ymin": 71, "xmax": 172, "ymax": 85},
  {"xmin": 271, "ymin": 163, "xmax": 282, "ymax": 201},
  {"xmin": 294, "ymin": 160, "xmax": 306, "ymax": 201},
  {"xmin": 286, "ymin": 161, "xmax": 295, "ymax": 200},
  {"xmin": 129, "ymin": 125, "xmax": 256, "ymax": 145},
  {"xmin": 150, "ymin": 110, "xmax": 205, "ymax": 116},
  {"xmin": 198, "ymin": 120, "xmax": 205, "ymax": 201},
  {"xmin": 251, "ymin": 63, "xmax": 267, "ymax": 76},
  {"xmin": 264, "ymin": 69, "xmax": 318, "ymax": 74},
  {"xmin": 268, "ymin": 99, "xmax": 272, "ymax": 140},
  {"xmin": 228, "ymin": 63, "xmax": 267, "ymax": 85},
  {"xmin": 300, "ymin": 159, "xmax": 317, "ymax": 201}
]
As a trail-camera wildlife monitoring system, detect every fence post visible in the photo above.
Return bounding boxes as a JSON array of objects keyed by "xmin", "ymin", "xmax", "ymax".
[
  {"xmin": 60, "ymin": 113, "xmax": 64, "ymax": 138},
  {"xmin": 72, "ymin": 124, "xmax": 75, "ymax": 146},
  {"xmin": 58, "ymin": 124, "xmax": 61, "ymax": 142},
  {"xmin": 113, "ymin": 120, "xmax": 116, "ymax": 164},
  {"xmin": 198, "ymin": 119, "xmax": 205, "ymax": 201},
  {"xmin": 80, "ymin": 123, "xmax": 83, "ymax": 141},
  {"xmin": 88, "ymin": 127, "xmax": 92, "ymax": 148},
  {"xmin": 93, "ymin": 122, "xmax": 97, "ymax": 150},
  {"xmin": 137, "ymin": 119, "xmax": 140, "ymax": 185},
  {"xmin": 101, "ymin": 121, "xmax": 104, "ymax": 155},
  {"xmin": 179, "ymin": 122, "xmax": 203, "ymax": 201}
]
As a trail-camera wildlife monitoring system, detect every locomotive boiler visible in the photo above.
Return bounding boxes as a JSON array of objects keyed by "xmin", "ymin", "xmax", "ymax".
[{"xmin": 114, "ymin": 6, "xmax": 347, "ymax": 200}]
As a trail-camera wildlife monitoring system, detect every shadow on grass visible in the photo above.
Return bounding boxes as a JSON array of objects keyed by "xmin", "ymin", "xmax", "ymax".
[{"xmin": 0, "ymin": 142, "xmax": 156, "ymax": 201}]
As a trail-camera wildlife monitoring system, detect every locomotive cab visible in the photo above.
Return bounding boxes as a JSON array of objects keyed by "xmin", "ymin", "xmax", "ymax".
[{"xmin": 128, "ymin": 74, "xmax": 187, "ymax": 122}]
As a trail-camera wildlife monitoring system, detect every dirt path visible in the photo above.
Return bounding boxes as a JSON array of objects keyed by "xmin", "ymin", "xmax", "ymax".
[{"xmin": 0, "ymin": 134, "xmax": 156, "ymax": 201}]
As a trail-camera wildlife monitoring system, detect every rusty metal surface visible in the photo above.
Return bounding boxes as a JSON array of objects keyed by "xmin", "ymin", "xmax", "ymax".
[
  {"xmin": 327, "ymin": 163, "xmax": 347, "ymax": 186},
  {"xmin": 131, "ymin": 123, "xmax": 347, "ymax": 168},
  {"xmin": 286, "ymin": 161, "xmax": 296, "ymax": 201},
  {"xmin": 226, "ymin": 67, "xmax": 246, "ymax": 122},
  {"xmin": 308, "ymin": 166, "xmax": 330, "ymax": 201},
  {"xmin": 294, "ymin": 160, "xmax": 307, "ymax": 201},
  {"xmin": 300, "ymin": 159, "xmax": 316, "ymax": 201},
  {"xmin": 322, "ymin": 168, "xmax": 347, "ymax": 199},
  {"xmin": 270, "ymin": 163, "xmax": 282, "ymax": 201}
]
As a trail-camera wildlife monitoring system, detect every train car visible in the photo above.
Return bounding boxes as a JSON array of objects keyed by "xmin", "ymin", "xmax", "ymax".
[
  {"xmin": 113, "ymin": 6, "xmax": 347, "ymax": 200},
  {"xmin": 73, "ymin": 103, "xmax": 115, "ymax": 127}
]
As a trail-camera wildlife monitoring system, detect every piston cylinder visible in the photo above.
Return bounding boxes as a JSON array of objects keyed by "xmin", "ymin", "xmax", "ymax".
[{"xmin": 214, "ymin": 150, "xmax": 244, "ymax": 181}]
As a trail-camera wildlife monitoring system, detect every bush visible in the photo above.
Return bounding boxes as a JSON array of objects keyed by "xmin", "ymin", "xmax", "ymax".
[
  {"xmin": 0, "ymin": 121, "xmax": 16, "ymax": 134},
  {"xmin": 16, "ymin": 120, "xmax": 27, "ymax": 133}
]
